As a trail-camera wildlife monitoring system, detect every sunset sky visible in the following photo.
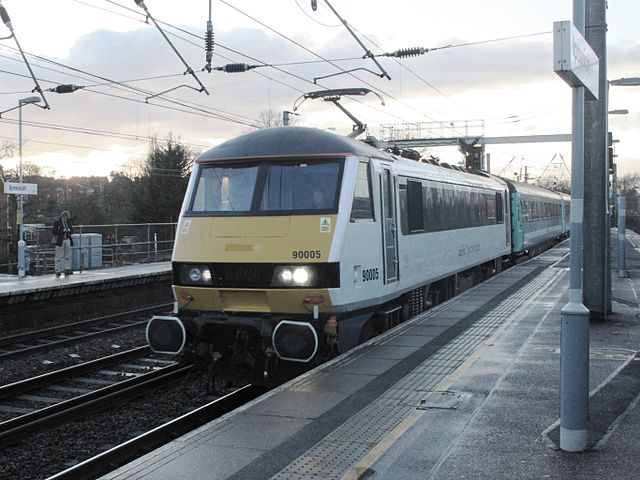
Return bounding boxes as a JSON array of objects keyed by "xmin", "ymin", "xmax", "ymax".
[{"xmin": 0, "ymin": 0, "xmax": 638, "ymax": 182}]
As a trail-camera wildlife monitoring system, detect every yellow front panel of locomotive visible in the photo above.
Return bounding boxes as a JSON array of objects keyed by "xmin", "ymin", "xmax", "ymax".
[
  {"xmin": 173, "ymin": 286, "xmax": 334, "ymax": 314},
  {"xmin": 173, "ymin": 215, "xmax": 337, "ymax": 314},
  {"xmin": 174, "ymin": 215, "xmax": 337, "ymax": 263}
]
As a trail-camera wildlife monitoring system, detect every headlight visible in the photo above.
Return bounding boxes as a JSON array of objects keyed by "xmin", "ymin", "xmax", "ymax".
[
  {"xmin": 272, "ymin": 266, "xmax": 316, "ymax": 287},
  {"xmin": 179, "ymin": 264, "xmax": 212, "ymax": 286}
]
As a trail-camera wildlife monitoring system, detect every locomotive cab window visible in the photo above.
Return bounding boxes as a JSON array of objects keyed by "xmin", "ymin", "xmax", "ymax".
[
  {"xmin": 260, "ymin": 161, "xmax": 340, "ymax": 211},
  {"xmin": 350, "ymin": 161, "xmax": 374, "ymax": 221},
  {"xmin": 189, "ymin": 159, "xmax": 342, "ymax": 215},
  {"xmin": 191, "ymin": 165, "xmax": 258, "ymax": 212}
]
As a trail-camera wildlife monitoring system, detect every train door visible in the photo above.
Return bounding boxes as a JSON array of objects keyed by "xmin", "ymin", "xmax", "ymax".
[
  {"xmin": 501, "ymin": 190, "xmax": 510, "ymax": 247},
  {"xmin": 380, "ymin": 167, "xmax": 398, "ymax": 283}
]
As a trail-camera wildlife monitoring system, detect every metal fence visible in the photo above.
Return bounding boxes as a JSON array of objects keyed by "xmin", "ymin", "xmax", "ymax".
[{"xmin": 1, "ymin": 223, "xmax": 177, "ymax": 276}]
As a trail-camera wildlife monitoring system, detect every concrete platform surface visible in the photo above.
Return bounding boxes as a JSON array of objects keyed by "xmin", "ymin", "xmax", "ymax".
[
  {"xmin": 0, "ymin": 262, "xmax": 171, "ymax": 298},
  {"xmin": 100, "ymin": 231, "xmax": 640, "ymax": 480},
  {"xmin": 364, "ymin": 230, "xmax": 640, "ymax": 480}
]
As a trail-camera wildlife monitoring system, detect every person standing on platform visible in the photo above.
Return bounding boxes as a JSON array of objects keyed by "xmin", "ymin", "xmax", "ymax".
[{"xmin": 52, "ymin": 211, "xmax": 73, "ymax": 278}]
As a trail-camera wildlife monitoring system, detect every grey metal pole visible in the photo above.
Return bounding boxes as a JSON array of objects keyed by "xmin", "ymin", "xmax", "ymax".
[
  {"xmin": 17, "ymin": 100, "xmax": 25, "ymax": 278},
  {"xmin": 583, "ymin": 0, "xmax": 610, "ymax": 318},
  {"xmin": 618, "ymin": 196, "xmax": 626, "ymax": 277},
  {"xmin": 560, "ymin": 0, "xmax": 590, "ymax": 453}
]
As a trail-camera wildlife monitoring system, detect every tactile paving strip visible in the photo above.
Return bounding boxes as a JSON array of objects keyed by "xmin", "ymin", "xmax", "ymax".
[{"xmin": 271, "ymin": 266, "xmax": 563, "ymax": 480}]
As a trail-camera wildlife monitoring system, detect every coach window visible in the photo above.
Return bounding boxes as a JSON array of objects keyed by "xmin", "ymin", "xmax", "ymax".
[
  {"xmin": 350, "ymin": 161, "xmax": 374, "ymax": 221},
  {"xmin": 406, "ymin": 179, "xmax": 424, "ymax": 232},
  {"xmin": 496, "ymin": 192, "xmax": 504, "ymax": 223},
  {"xmin": 485, "ymin": 193, "xmax": 497, "ymax": 223}
]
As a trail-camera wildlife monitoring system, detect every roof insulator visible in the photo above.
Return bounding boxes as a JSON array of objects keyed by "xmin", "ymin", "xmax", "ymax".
[
  {"xmin": 215, "ymin": 63, "xmax": 258, "ymax": 73},
  {"xmin": 387, "ymin": 47, "xmax": 427, "ymax": 58}
]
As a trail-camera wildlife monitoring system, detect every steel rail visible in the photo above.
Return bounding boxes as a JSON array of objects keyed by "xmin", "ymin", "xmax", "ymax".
[
  {"xmin": 0, "ymin": 303, "xmax": 172, "ymax": 359},
  {"xmin": 47, "ymin": 384, "xmax": 264, "ymax": 480},
  {"xmin": 0, "ymin": 362, "xmax": 188, "ymax": 449},
  {"xmin": 0, "ymin": 346, "xmax": 150, "ymax": 399}
]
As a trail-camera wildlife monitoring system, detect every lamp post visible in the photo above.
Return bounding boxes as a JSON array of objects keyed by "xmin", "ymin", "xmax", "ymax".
[
  {"xmin": 611, "ymin": 83, "xmax": 633, "ymax": 274},
  {"xmin": 17, "ymin": 95, "xmax": 41, "ymax": 278}
]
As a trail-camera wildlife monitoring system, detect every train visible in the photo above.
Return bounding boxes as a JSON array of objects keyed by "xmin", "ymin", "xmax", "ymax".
[{"xmin": 146, "ymin": 126, "xmax": 569, "ymax": 391}]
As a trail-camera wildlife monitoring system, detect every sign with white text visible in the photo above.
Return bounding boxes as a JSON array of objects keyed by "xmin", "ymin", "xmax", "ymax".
[
  {"xmin": 4, "ymin": 182, "xmax": 38, "ymax": 195},
  {"xmin": 553, "ymin": 21, "xmax": 599, "ymax": 99}
]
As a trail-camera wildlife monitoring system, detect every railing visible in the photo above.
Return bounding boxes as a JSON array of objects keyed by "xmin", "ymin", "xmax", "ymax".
[
  {"xmin": 0, "ymin": 223, "xmax": 177, "ymax": 276},
  {"xmin": 379, "ymin": 119, "xmax": 486, "ymax": 142}
]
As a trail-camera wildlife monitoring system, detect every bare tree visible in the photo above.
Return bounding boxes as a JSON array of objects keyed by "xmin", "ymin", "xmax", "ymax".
[
  {"xmin": 2, "ymin": 161, "xmax": 43, "ymax": 179},
  {"xmin": 257, "ymin": 109, "xmax": 284, "ymax": 128},
  {"xmin": 618, "ymin": 172, "xmax": 640, "ymax": 196},
  {"xmin": 0, "ymin": 140, "xmax": 16, "ymax": 179}
]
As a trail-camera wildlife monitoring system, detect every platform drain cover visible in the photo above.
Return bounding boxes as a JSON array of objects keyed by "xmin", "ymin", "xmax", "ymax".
[{"xmin": 416, "ymin": 390, "xmax": 467, "ymax": 410}]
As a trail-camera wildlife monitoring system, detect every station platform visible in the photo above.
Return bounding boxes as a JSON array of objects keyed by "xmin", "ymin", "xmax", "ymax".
[
  {"xmin": 0, "ymin": 262, "xmax": 171, "ymax": 300},
  {"xmin": 0, "ymin": 262, "xmax": 172, "ymax": 332},
  {"xmin": 101, "ymin": 233, "xmax": 640, "ymax": 480}
]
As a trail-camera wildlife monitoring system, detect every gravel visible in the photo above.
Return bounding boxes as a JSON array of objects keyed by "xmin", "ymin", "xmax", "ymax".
[
  {"xmin": 0, "ymin": 368, "xmax": 217, "ymax": 480},
  {"xmin": 0, "ymin": 328, "xmax": 147, "ymax": 387}
]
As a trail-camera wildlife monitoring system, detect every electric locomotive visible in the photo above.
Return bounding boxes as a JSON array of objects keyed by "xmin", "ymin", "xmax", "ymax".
[{"xmin": 146, "ymin": 126, "xmax": 561, "ymax": 389}]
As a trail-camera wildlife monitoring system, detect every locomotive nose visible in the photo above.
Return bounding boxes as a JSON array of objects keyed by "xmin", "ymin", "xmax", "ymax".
[
  {"xmin": 146, "ymin": 316, "xmax": 186, "ymax": 354},
  {"xmin": 272, "ymin": 320, "xmax": 319, "ymax": 362}
]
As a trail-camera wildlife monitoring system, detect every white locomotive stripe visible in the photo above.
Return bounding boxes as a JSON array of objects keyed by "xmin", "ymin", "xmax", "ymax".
[{"xmin": 328, "ymin": 156, "xmax": 359, "ymax": 263}]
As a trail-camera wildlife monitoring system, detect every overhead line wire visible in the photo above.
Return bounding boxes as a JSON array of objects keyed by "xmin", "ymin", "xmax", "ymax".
[
  {"xmin": 216, "ymin": 0, "xmax": 442, "ymax": 133},
  {"xmin": 96, "ymin": 0, "xmax": 426, "ymax": 129},
  {"xmin": 293, "ymin": 0, "xmax": 341, "ymax": 27},
  {"xmin": 437, "ymin": 31, "xmax": 552, "ymax": 50},
  {"xmin": 0, "ymin": 44, "xmax": 260, "ymax": 126},
  {"xmin": 80, "ymin": 0, "xmax": 312, "ymax": 93},
  {"xmin": 0, "ymin": 116, "xmax": 210, "ymax": 149}
]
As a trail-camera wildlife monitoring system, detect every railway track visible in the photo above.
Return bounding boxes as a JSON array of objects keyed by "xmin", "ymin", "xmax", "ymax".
[
  {"xmin": 0, "ymin": 303, "xmax": 172, "ymax": 360},
  {"xmin": 47, "ymin": 384, "xmax": 264, "ymax": 480},
  {"xmin": 0, "ymin": 346, "xmax": 187, "ymax": 448}
]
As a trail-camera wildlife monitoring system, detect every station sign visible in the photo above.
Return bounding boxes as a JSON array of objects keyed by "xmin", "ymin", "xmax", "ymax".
[
  {"xmin": 553, "ymin": 21, "xmax": 599, "ymax": 99},
  {"xmin": 3, "ymin": 182, "xmax": 38, "ymax": 195}
]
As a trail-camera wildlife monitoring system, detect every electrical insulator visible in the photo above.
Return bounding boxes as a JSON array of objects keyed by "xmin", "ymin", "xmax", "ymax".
[
  {"xmin": 389, "ymin": 47, "xmax": 427, "ymax": 58},
  {"xmin": 0, "ymin": 5, "xmax": 12, "ymax": 30},
  {"xmin": 134, "ymin": 0, "xmax": 146, "ymax": 8},
  {"xmin": 311, "ymin": 0, "xmax": 317, "ymax": 11},
  {"xmin": 216, "ymin": 63, "xmax": 257, "ymax": 73},
  {"xmin": 204, "ymin": 21, "xmax": 214, "ymax": 73},
  {"xmin": 49, "ymin": 84, "xmax": 83, "ymax": 94}
]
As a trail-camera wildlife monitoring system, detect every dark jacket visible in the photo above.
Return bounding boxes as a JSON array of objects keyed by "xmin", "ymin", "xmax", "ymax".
[{"xmin": 52, "ymin": 217, "xmax": 74, "ymax": 247}]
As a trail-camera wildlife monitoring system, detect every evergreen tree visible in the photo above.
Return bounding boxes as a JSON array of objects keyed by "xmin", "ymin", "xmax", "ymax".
[
  {"xmin": 104, "ymin": 173, "xmax": 135, "ymax": 223},
  {"xmin": 131, "ymin": 135, "xmax": 196, "ymax": 223}
]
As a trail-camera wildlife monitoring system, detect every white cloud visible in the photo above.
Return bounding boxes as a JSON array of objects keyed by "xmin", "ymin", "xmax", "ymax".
[{"xmin": 0, "ymin": 0, "xmax": 638, "ymax": 179}]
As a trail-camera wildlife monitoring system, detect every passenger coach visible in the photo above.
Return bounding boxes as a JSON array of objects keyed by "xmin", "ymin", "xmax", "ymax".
[{"xmin": 505, "ymin": 180, "xmax": 567, "ymax": 256}]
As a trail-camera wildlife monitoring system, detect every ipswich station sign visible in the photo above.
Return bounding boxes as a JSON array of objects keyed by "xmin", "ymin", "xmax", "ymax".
[
  {"xmin": 553, "ymin": 20, "xmax": 599, "ymax": 99},
  {"xmin": 3, "ymin": 182, "xmax": 38, "ymax": 195}
]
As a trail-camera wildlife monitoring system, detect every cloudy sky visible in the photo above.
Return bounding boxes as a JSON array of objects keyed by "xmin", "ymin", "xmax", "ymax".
[{"xmin": 0, "ymin": 0, "xmax": 638, "ymax": 182}]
